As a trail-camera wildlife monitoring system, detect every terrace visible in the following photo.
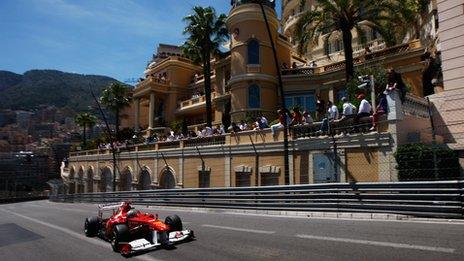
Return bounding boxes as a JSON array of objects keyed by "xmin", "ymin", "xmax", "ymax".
[{"xmin": 69, "ymin": 92, "xmax": 431, "ymax": 158}]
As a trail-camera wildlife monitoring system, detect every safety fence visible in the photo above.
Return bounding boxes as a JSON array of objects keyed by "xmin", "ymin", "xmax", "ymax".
[{"xmin": 51, "ymin": 180, "xmax": 464, "ymax": 218}]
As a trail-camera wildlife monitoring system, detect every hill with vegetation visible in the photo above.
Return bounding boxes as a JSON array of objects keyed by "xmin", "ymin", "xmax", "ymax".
[{"xmin": 0, "ymin": 69, "xmax": 127, "ymax": 111}]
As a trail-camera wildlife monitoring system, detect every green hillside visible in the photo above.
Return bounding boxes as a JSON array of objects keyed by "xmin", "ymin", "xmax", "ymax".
[{"xmin": 0, "ymin": 69, "xmax": 128, "ymax": 111}]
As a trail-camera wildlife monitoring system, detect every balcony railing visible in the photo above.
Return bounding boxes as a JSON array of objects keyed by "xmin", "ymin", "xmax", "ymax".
[
  {"xmin": 323, "ymin": 40, "xmax": 420, "ymax": 73},
  {"xmin": 403, "ymin": 93, "xmax": 430, "ymax": 118},
  {"xmin": 183, "ymin": 136, "xmax": 226, "ymax": 148},
  {"xmin": 282, "ymin": 67, "xmax": 315, "ymax": 76},
  {"xmin": 136, "ymin": 76, "xmax": 169, "ymax": 89},
  {"xmin": 178, "ymin": 92, "xmax": 218, "ymax": 110},
  {"xmin": 282, "ymin": 40, "xmax": 421, "ymax": 77}
]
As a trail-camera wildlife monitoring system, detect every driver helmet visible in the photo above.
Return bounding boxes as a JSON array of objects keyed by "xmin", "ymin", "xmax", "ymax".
[{"xmin": 127, "ymin": 209, "xmax": 138, "ymax": 218}]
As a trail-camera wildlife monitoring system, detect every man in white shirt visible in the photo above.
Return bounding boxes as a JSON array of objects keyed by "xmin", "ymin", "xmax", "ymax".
[
  {"xmin": 354, "ymin": 93, "xmax": 372, "ymax": 131},
  {"xmin": 320, "ymin": 101, "xmax": 338, "ymax": 133},
  {"xmin": 341, "ymin": 97, "xmax": 356, "ymax": 117},
  {"xmin": 328, "ymin": 101, "xmax": 339, "ymax": 120}
]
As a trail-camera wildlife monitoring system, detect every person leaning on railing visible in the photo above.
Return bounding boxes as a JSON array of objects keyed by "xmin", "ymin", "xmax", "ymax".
[
  {"xmin": 320, "ymin": 101, "xmax": 339, "ymax": 134},
  {"xmin": 302, "ymin": 111, "xmax": 313, "ymax": 125},
  {"xmin": 339, "ymin": 97, "xmax": 356, "ymax": 123},
  {"xmin": 370, "ymin": 92, "xmax": 388, "ymax": 131}
]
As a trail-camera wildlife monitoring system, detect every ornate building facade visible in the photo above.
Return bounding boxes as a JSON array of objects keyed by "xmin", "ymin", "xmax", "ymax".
[{"xmin": 62, "ymin": 1, "xmax": 449, "ymax": 193}]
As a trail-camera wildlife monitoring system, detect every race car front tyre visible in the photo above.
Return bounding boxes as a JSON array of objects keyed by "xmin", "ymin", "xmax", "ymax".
[
  {"xmin": 84, "ymin": 216, "xmax": 99, "ymax": 237},
  {"xmin": 111, "ymin": 224, "xmax": 130, "ymax": 252},
  {"xmin": 165, "ymin": 214, "xmax": 182, "ymax": 232}
]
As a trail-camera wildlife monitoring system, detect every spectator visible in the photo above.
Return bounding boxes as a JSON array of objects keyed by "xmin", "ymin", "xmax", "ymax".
[
  {"xmin": 290, "ymin": 107, "xmax": 303, "ymax": 125},
  {"xmin": 229, "ymin": 122, "xmax": 241, "ymax": 133},
  {"xmin": 370, "ymin": 92, "xmax": 388, "ymax": 131},
  {"xmin": 282, "ymin": 62, "xmax": 289, "ymax": 70},
  {"xmin": 320, "ymin": 101, "xmax": 339, "ymax": 133},
  {"xmin": 328, "ymin": 101, "xmax": 339, "ymax": 120},
  {"xmin": 340, "ymin": 97, "xmax": 356, "ymax": 121},
  {"xmin": 260, "ymin": 115, "xmax": 268, "ymax": 127},
  {"xmin": 271, "ymin": 109, "xmax": 288, "ymax": 136},
  {"xmin": 254, "ymin": 117, "xmax": 265, "ymax": 130},
  {"xmin": 386, "ymin": 69, "xmax": 407, "ymax": 102},
  {"xmin": 292, "ymin": 62, "xmax": 298, "ymax": 69},
  {"xmin": 302, "ymin": 111, "xmax": 313, "ymax": 125},
  {"xmin": 239, "ymin": 120, "xmax": 248, "ymax": 131},
  {"xmin": 353, "ymin": 93, "xmax": 372, "ymax": 132},
  {"xmin": 205, "ymin": 126, "xmax": 213, "ymax": 136},
  {"xmin": 316, "ymin": 95, "xmax": 326, "ymax": 121}
]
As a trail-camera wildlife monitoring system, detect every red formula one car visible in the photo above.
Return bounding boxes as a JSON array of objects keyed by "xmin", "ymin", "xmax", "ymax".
[{"xmin": 84, "ymin": 202, "xmax": 194, "ymax": 256}]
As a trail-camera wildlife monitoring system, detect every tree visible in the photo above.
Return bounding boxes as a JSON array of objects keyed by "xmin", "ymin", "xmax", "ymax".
[
  {"xmin": 182, "ymin": 6, "xmax": 229, "ymax": 127},
  {"xmin": 377, "ymin": 0, "xmax": 431, "ymax": 46},
  {"xmin": 294, "ymin": 0, "xmax": 390, "ymax": 82},
  {"xmin": 100, "ymin": 83, "xmax": 131, "ymax": 139},
  {"xmin": 74, "ymin": 112, "xmax": 97, "ymax": 146}
]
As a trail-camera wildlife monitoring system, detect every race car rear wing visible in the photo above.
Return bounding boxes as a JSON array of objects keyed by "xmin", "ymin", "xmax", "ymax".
[
  {"xmin": 97, "ymin": 202, "xmax": 125, "ymax": 217},
  {"xmin": 98, "ymin": 202, "xmax": 124, "ymax": 211}
]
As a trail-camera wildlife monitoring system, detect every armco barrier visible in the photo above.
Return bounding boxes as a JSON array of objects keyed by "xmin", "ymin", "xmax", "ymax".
[{"xmin": 51, "ymin": 180, "xmax": 464, "ymax": 218}]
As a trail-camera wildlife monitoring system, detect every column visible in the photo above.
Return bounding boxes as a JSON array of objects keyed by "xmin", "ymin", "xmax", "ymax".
[
  {"xmin": 288, "ymin": 153, "xmax": 294, "ymax": 185},
  {"xmin": 149, "ymin": 92, "xmax": 155, "ymax": 129},
  {"xmin": 178, "ymin": 157, "xmax": 184, "ymax": 187},
  {"xmin": 328, "ymin": 86, "xmax": 335, "ymax": 103},
  {"xmin": 134, "ymin": 98, "xmax": 140, "ymax": 132},
  {"xmin": 224, "ymin": 155, "xmax": 231, "ymax": 187}
]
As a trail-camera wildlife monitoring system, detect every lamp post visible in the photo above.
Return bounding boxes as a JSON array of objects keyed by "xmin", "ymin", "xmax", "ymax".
[{"xmin": 257, "ymin": 0, "xmax": 290, "ymax": 185}]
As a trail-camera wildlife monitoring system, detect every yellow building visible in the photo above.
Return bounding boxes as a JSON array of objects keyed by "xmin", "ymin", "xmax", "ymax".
[{"xmin": 62, "ymin": 1, "xmax": 444, "ymax": 193}]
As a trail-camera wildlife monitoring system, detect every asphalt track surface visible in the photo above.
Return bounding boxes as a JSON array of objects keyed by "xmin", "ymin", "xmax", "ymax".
[{"xmin": 1, "ymin": 200, "xmax": 464, "ymax": 261}]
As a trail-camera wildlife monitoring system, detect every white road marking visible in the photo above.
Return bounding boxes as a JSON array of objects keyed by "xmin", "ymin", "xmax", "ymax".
[
  {"xmin": 296, "ymin": 234, "xmax": 456, "ymax": 253},
  {"xmin": 1, "ymin": 209, "xmax": 161, "ymax": 261},
  {"xmin": 201, "ymin": 224, "xmax": 275, "ymax": 234}
]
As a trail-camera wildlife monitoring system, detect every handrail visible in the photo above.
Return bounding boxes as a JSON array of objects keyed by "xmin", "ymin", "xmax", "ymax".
[{"xmin": 51, "ymin": 180, "xmax": 464, "ymax": 218}]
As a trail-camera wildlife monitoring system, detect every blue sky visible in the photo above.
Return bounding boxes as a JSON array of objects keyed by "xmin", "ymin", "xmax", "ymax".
[{"xmin": 0, "ymin": 0, "xmax": 266, "ymax": 83}]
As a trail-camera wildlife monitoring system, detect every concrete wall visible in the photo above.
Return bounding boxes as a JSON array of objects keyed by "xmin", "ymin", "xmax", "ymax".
[{"xmin": 432, "ymin": 0, "xmax": 464, "ymax": 147}]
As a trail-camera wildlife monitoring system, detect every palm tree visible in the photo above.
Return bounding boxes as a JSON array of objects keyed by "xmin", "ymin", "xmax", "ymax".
[
  {"xmin": 100, "ymin": 83, "xmax": 131, "ymax": 139},
  {"xmin": 75, "ymin": 112, "xmax": 97, "ymax": 146},
  {"xmin": 377, "ymin": 0, "xmax": 431, "ymax": 47},
  {"xmin": 182, "ymin": 6, "xmax": 228, "ymax": 127},
  {"xmin": 294, "ymin": 0, "xmax": 390, "ymax": 82}
]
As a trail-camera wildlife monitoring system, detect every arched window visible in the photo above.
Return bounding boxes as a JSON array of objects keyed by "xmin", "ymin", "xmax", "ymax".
[
  {"xmin": 247, "ymin": 39, "xmax": 260, "ymax": 64},
  {"xmin": 248, "ymin": 84, "xmax": 260, "ymax": 108}
]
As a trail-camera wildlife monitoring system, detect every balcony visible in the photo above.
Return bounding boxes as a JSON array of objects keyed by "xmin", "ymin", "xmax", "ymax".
[
  {"xmin": 134, "ymin": 76, "xmax": 170, "ymax": 97},
  {"xmin": 281, "ymin": 40, "xmax": 422, "ymax": 77},
  {"xmin": 283, "ymin": 11, "xmax": 304, "ymax": 34},
  {"xmin": 144, "ymin": 56, "xmax": 194, "ymax": 74},
  {"xmin": 176, "ymin": 92, "xmax": 218, "ymax": 114}
]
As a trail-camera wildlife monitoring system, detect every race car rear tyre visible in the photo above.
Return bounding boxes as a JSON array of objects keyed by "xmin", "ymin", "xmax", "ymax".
[
  {"xmin": 165, "ymin": 215, "xmax": 182, "ymax": 232},
  {"xmin": 84, "ymin": 216, "xmax": 99, "ymax": 237},
  {"xmin": 111, "ymin": 224, "xmax": 130, "ymax": 252}
]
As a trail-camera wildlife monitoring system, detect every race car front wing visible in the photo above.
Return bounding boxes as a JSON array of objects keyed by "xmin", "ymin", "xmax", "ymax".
[{"xmin": 120, "ymin": 229, "xmax": 194, "ymax": 255}]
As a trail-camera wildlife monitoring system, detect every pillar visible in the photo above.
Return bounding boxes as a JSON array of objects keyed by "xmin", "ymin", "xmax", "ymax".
[
  {"xmin": 328, "ymin": 87, "xmax": 335, "ymax": 103},
  {"xmin": 134, "ymin": 98, "xmax": 140, "ymax": 132},
  {"xmin": 149, "ymin": 92, "xmax": 155, "ymax": 130}
]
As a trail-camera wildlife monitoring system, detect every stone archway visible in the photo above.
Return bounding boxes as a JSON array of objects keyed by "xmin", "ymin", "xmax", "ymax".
[
  {"xmin": 86, "ymin": 167, "xmax": 94, "ymax": 193},
  {"xmin": 137, "ymin": 167, "xmax": 151, "ymax": 190},
  {"xmin": 119, "ymin": 167, "xmax": 133, "ymax": 191},
  {"xmin": 159, "ymin": 167, "xmax": 176, "ymax": 189},
  {"xmin": 68, "ymin": 167, "xmax": 76, "ymax": 194},
  {"xmin": 77, "ymin": 167, "xmax": 85, "ymax": 194},
  {"xmin": 99, "ymin": 167, "xmax": 113, "ymax": 192}
]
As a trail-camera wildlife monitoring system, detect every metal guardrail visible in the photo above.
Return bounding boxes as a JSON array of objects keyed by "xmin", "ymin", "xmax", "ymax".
[{"xmin": 51, "ymin": 180, "xmax": 464, "ymax": 218}]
